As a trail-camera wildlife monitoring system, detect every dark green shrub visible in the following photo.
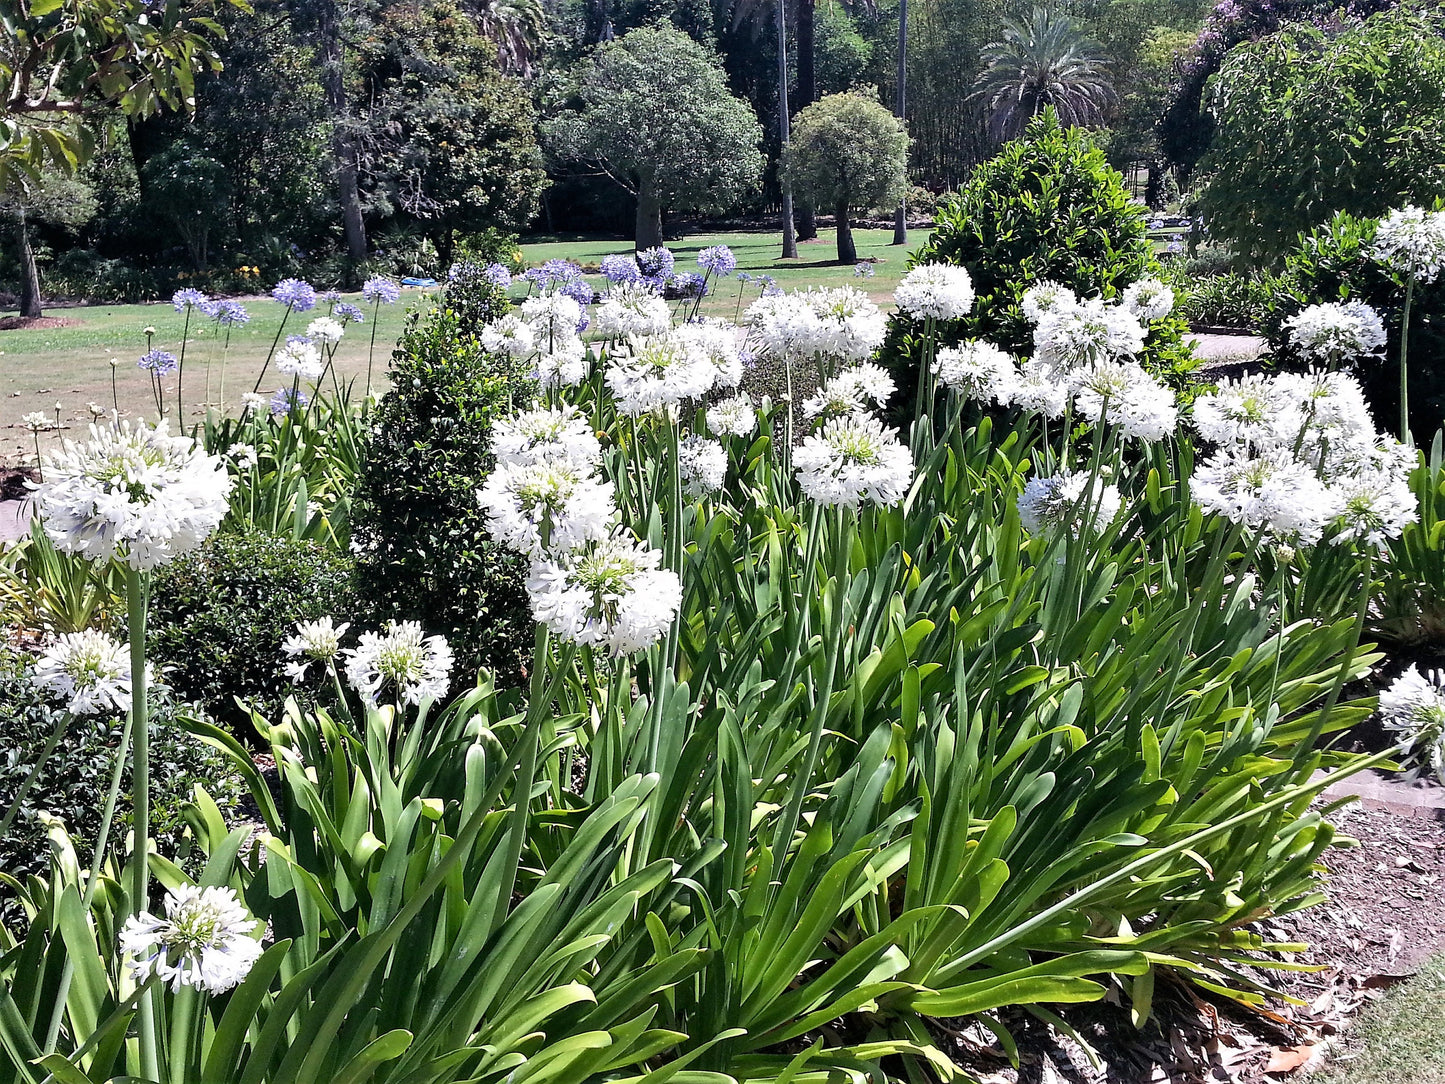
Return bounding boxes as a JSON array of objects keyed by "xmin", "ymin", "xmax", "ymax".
[
  {"xmin": 349, "ymin": 277, "xmax": 534, "ymax": 689},
  {"xmin": 881, "ymin": 111, "xmax": 1195, "ymax": 413},
  {"xmin": 1166, "ymin": 267, "xmax": 1294, "ymax": 331},
  {"xmin": 147, "ymin": 531, "xmax": 356, "ymax": 738},
  {"xmin": 1264, "ymin": 207, "xmax": 1445, "ymax": 439},
  {"xmin": 0, "ymin": 647, "xmax": 240, "ymax": 924}
]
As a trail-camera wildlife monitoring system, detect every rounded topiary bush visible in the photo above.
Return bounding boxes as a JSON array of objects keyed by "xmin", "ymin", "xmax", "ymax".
[
  {"xmin": 349, "ymin": 271, "xmax": 535, "ymax": 690},
  {"xmin": 1266, "ymin": 207, "xmax": 1445, "ymax": 441},
  {"xmin": 882, "ymin": 110, "xmax": 1194, "ymax": 413},
  {"xmin": 147, "ymin": 530, "xmax": 356, "ymax": 738}
]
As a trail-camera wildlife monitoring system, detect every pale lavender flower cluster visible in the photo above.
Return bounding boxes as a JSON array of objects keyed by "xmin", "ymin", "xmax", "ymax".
[
  {"xmin": 483, "ymin": 262, "xmax": 513, "ymax": 288},
  {"xmin": 362, "ymin": 276, "xmax": 401, "ymax": 304},
  {"xmin": 601, "ymin": 254, "xmax": 642, "ymax": 286},
  {"xmin": 202, "ymin": 299, "xmax": 250, "ymax": 326},
  {"xmin": 673, "ymin": 272, "xmax": 708, "ymax": 298},
  {"xmin": 698, "ymin": 245, "xmax": 737, "ymax": 277},
  {"xmin": 172, "ymin": 288, "xmax": 208, "ymax": 311},
  {"xmin": 272, "ymin": 278, "xmax": 317, "ymax": 311},
  {"xmin": 637, "ymin": 246, "xmax": 676, "ymax": 289},
  {"xmin": 138, "ymin": 349, "xmax": 178, "ymax": 375},
  {"xmin": 334, "ymin": 302, "xmax": 365, "ymax": 324},
  {"xmin": 270, "ymin": 386, "xmax": 309, "ymax": 415}
]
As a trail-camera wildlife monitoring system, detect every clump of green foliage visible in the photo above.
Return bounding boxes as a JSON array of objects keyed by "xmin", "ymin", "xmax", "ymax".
[
  {"xmin": 0, "ymin": 646, "xmax": 241, "ymax": 925},
  {"xmin": 147, "ymin": 531, "xmax": 356, "ymax": 738},
  {"xmin": 349, "ymin": 270, "xmax": 534, "ymax": 688},
  {"xmin": 1199, "ymin": 5, "xmax": 1445, "ymax": 265}
]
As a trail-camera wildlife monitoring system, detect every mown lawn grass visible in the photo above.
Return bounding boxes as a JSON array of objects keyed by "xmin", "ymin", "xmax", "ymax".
[
  {"xmin": 1316, "ymin": 955, "xmax": 1445, "ymax": 1084},
  {"xmin": 0, "ymin": 228, "xmax": 933, "ymax": 463}
]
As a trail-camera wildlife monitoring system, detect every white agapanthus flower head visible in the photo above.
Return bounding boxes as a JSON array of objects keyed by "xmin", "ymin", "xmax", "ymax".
[
  {"xmin": 306, "ymin": 317, "xmax": 345, "ymax": 345},
  {"xmin": 281, "ymin": 617, "xmax": 350, "ymax": 682},
  {"xmin": 492, "ymin": 404, "xmax": 602, "ymax": 470},
  {"xmin": 520, "ymin": 294, "xmax": 585, "ymax": 345},
  {"xmin": 1069, "ymin": 359, "xmax": 1178, "ymax": 442},
  {"xmin": 802, "ymin": 363, "xmax": 896, "ymax": 422},
  {"xmin": 894, "ymin": 263, "xmax": 976, "ymax": 322},
  {"xmin": 34, "ymin": 420, "xmax": 232, "ymax": 570},
  {"xmin": 1329, "ymin": 466, "xmax": 1417, "ymax": 546},
  {"xmin": 933, "ymin": 340, "xmax": 1017, "ymax": 404},
  {"xmin": 535, "ymin": 335, "xmax": 589, "ymax": 389},
  {"xmin": 605, "ymin": 334, "xmax": 716, "ymax": 416},
  {"xmin": 746, "ymin": 292, "xmax": 824, "ymax": 361},
  {"xmin": 707, "ymin": 394, "xmax": 758, "ymax": 438},
  {"xmin": 30, "ymin": 629, "xmax": 137, "ymax": 715},
  {"xmin": 679, "ymin": 435, "xmax": 728, "ymax": 497},
  {"xmin": 241, "ymin": 392, "xmax": 268, "ymax": 413},
  {"xmin": 1020, "ymin": 281, "xmax": 1078, "ymax": 325},
  {"xmin": 526, "ymin": 532, "xmax": 683, "ymax": 657},
  {"xmin": 1005, "ymin": 359, "xmax": 1070, "ymax": 418},
  {"xmin": 1278, "ymin": 369, "xmax": 1374, "ymax": 458},
  {"xmin": 478, "ymin": 459, "xmax": 615, "ymax": 558},
  {"xmin": 21, "ymin": 411, "xmax": 50, "ymax": 432},
  {"xmin": 1369, "ymin": 206, "xmax": 1445, "ymax": 284},
  {"xmin": 1378, "ymin": 666, "xmax": 1445, "ymax": 783},
  {"xmin": 480, "ymin": 314, "xmax": 538, "ymax": 360},
  {"xmin": 1033, "ymin": 297, "xmax": 1146, "ymax": 371},
  {"xmin": 1017, "ymin": 470, "xmax": 1123, "ymax": 540},
  {"xmin": 675, "ymin": 318, "xmax": 744, "ymax": 389},
  {"xmin": 1284, "ymin": 301, "xmax": 1387, "ymax": 367},
  {"xmin": 805, "ymin": 287, "xmax": 889, "ymax": 363},
  {"xmin": 1191, "ymin": 447, "xmax": 1343, "ymax": 544},
  {"xmin": 226, "ymin": 443, "xmax": 259, "ymax": 470},
  {"xmin": 274, "ymin": 339, "xmax": 324, "ymax": 381},
  {"xmin": 1191, "ymin": 374, "xmax": 1303, "ymax": 448},
  {"xmin": 793, "ymin": 414, "xmax": 915, "ymax": 507},
  {"xmin": 1121, "ymin": 278, "xmax": 1175, "ymax": 323},
  {"xmin": 344, "ymin": 621, "xmax": 454, "ymax": 707},
  {"xmin": 120, "ymin": 885, "xmax": 263, "ymax": 994},
  {"xmin": 594, "ymin": 283, "xmax": 672, "ymax": 338}
]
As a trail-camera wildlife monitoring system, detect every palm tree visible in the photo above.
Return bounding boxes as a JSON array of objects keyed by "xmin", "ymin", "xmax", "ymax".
[
  {"xmin": 463, "ymin": 0, "xmax": 546, "ymax": 77},
  {"xmin": 971, "ymin": 7, "xmax": 1113, "ymax": 140}
]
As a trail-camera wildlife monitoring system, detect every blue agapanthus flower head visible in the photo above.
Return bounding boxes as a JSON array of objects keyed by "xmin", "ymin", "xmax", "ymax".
[
  {"xmin": 560, "ymin": 278, "xmax": 595, "ymax": 306},
  {"xmin": 737, "ymin": 270, "xmax": 754, "ymax": 284},
  {"xmin": 448, "ymin": 261, "xmax": 480, "ymax": 284},
  {"xmin": 138, "ymin": 349, "xmax": 179, "ymax": 374},
  {"xmin": 172, "ymin": 288, "xmax": 209, "ymax": 312},
  {"xmin": 697, "ymin": 245, "xmax": 736, "ymax": 277},
  {"xmin": 637, "ymin": 247, "xmax": 675, "ymax": 283},
  {"xmin": 272, "ymin": 278, "xmax": 317, "ymax": 311},
  {"xmin": 321, "ymin": 289, "xmax": 342, "ymax": 305},
  {"xmin": 482, "ymin": 262, "xmax": 513, "ymax": 289},
  {"xmin": 334, "ymin": 302, "xmax": 365, "ymax": 324},
  {"xmin": 600, "ymin": 254, "xmax": 642, "ymax": 286},
  {"xmin": 853, "ymin": 263, "xmax": 875, "ymax": 278},
  {"xmin": 362, "ymin": 276, "xmax": 401, "ymax": 304},
  {"xmin": 1167, "ymin": 239, "xmax": 1184, "ymax": 255},
  {"xmin": 673, "ymin": 271, "xmax": 708, "ymax": 298},
  {"xmin": 286, "ymin": 334, "xmax": 313, "ymax": 348},
  {"xmin": 217, "ymin": 300, "xmax": 251, "ymax": 327},
  {"xmin": 270, "ymin": 386, "xmax": 310, "ymax": 415}
]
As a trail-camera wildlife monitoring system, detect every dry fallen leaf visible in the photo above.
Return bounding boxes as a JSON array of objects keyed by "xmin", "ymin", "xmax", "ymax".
[{"xmin": 1265, "ymin": 1044, "xmax": 1319, "ymax": 1074}]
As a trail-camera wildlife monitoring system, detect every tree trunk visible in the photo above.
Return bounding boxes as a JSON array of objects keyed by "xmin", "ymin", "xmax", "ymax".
[
  {"xmin": 891, "ymin": 0, "xmax": 908, "ymax": 245},
  {"xmin": 635, "ymin": 186, "xmax": 663, "ymax": 251},
  {"xmin": 776, "ymin": 0, "xmax": 797, "ymax": 258},
  {"xmin": 794, "ymin": 0, "xmax": 817, "ymax": 241},
  {"xmin": 16, "ymin": 210, "xmax": 41, "ymax": 319},
  {"xmin": 835, "ymin": 202, "xmax": 856, "ymax": 265},
  {"xmin": 319, "ymin": 0, "xmax": 366, "ymax": 264}
]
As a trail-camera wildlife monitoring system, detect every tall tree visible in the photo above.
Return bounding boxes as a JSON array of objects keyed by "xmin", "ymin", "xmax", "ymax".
[
  {"xmin": 315, "ymin": 0, "xmax": 367, "ymax": 263},
  {"xmin": 0, "ymin": 0, "xmax": 242, "ymax": 316},
  {"xmin": 971, "ymin": 7, "xmax": 1113, "ymax": 140},
  {"xmin": 544, "ymin": 24, "xmax": 764, "ymax": 250},
  {"xmin": 891, "ymin": 0, "xmax": 907, "ymax": 244},
  {"xmin": 783, "ymin": 89, "xmax": 907, "ymax": 263}
]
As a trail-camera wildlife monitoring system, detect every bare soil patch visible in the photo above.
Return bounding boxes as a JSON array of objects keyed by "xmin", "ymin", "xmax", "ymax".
[{"xmin": 0, "ymin": 316, "xmax": 82, "ymax": 331}]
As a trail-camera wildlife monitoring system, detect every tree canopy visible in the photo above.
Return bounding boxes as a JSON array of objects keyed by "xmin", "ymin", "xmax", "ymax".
[
  {"xmin": 1198, "ymin": 5, "xmax": 1445, "ymax": 265},
  {"xmin": 543, "ymin": 24, "xmax": 765, "ymax": 250},
  {"xmin": 782, "ymin": 90, "xmax": 907, "ymax": 263}
]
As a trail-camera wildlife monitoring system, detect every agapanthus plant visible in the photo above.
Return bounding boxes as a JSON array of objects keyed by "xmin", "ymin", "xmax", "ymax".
[
  {"xmin": 1378, "ymin": 665, "xmax": 1445, "ymax": 783},
  {"xmin": 121, "ymin": 885, "xmax": 264, "ymax": 995},
  {"xmin": 344, "ymin": 621, "xmax": 455, "ymax": 707}
]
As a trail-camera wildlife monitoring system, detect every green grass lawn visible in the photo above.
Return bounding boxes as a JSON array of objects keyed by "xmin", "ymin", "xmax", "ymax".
[
  {"xmin": 1316, "ymin": 956, "xmax": 1445, "ymax": 1084},
  {"xmin": 0, "ymin": 227, "xmax": 932, "ymax": 465}
]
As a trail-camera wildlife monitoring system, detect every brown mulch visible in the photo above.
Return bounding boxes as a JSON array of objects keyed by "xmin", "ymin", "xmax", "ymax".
[{"xmin": 0, "ymin": 315, "xmax": 80, "ymax": 331}]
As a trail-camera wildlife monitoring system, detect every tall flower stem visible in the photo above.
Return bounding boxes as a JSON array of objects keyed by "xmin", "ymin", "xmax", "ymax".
[
  {"xmin": 1399, "ymin": 278, "xmax": 1414, "ymax": 447},
  {"xmin": 366, "ymin": 300, "xmax": 382, "ymax": 400},
  {"xmin": 122, "ymin": 565, "xmax": 159, "ymax": 1080},
  {"xmin": 176, "ymin": 307, "xmax": 193, "ymax": 419},
  {"xmin": 249, "ymin": 305, "xmax": 295, "ymax": 397}
]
